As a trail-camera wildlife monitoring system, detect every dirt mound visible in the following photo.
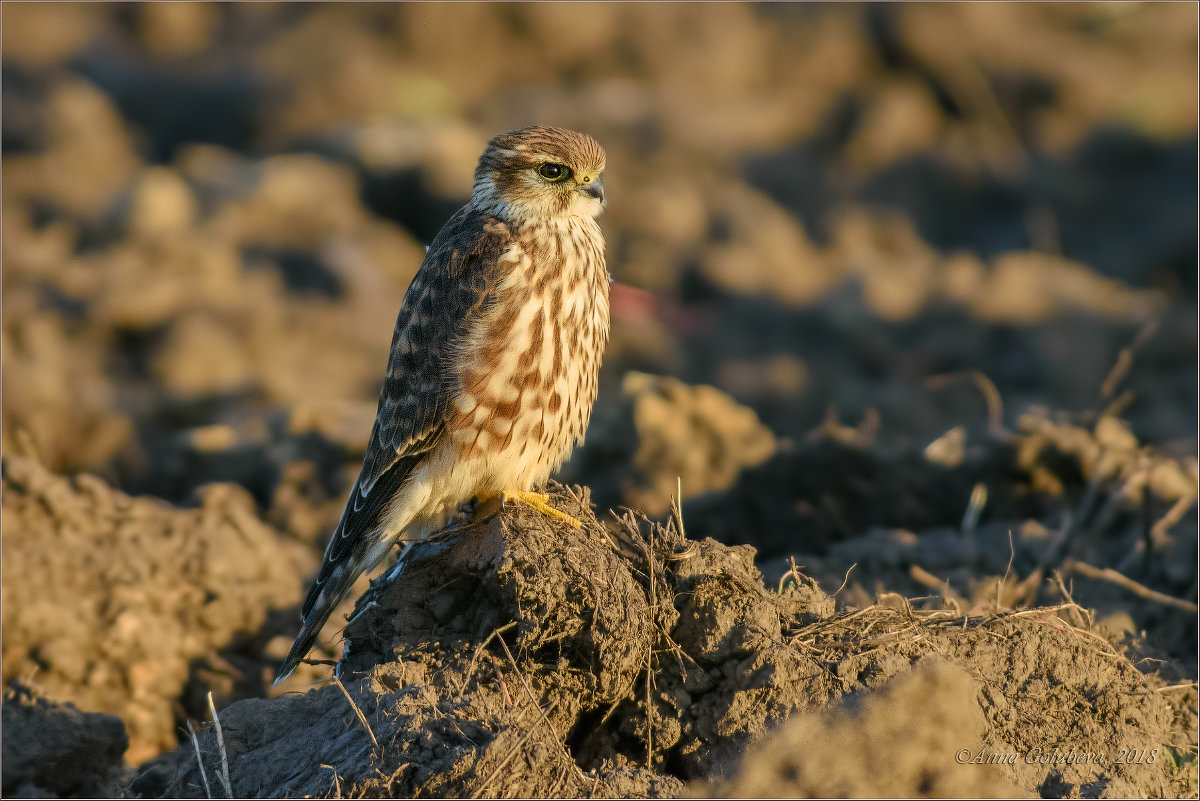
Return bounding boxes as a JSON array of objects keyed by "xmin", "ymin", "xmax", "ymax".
[
  {"xmin": 705, "ymin": 660, "xmax": 1022, "ymax": 797},
  {"xmin": 132, "ymin": 486, "xmax": 1192, "ymax": 798},
  {"xmin": 0, "ymin": 455, "xmax": 311, "ymax": 763},
  {"xmin": 1, "ymin": 681, "xmax": 130, "ymax": 797},
  {"xmin": 682, "ymin": 405, "xmax": 1199, "ymax": 671},
  {"xmin": 788, "ymin": 596, "xmax": 1190, "ymax": 797}
]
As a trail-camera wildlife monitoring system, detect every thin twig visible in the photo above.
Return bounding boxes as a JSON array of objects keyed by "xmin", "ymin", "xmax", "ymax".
[
  {"xmin": 973, "ymin": 371, "xmax": 1004, "ymax": 434},
  {"xmin": 321, "ymin": 764, "xmax": 344, "ymax": 798},
  {"xmin": 996, "ymin": 529, "xmax": 1015, "ymax": 612},
  {"xmin": 1100, "ymin": 389, "xmax": 1136, "ymax": 421},
  {"xmin": 1071, "ymin": 561, "xmax": 1198, "ymax": 613},
  {"xmin": 495, "ymin": 634, "xmax": 586, "ymax": 786},
  {"xmin": 495, "ymin": 634, "xmax": 537, "ymax": 710},
  {"xmin": 457, "ymin": 621, "xmax": 517, "ymax": 699},
  {"xmin": 643, "ymin": 643, "xmax": 654, "ymax": 771},
  {"xmin": 1051, "ymin": 570, "xmax": 1090, "ymax": 629},
  {"xmin": 926, "ymin": 370, "xmax": 1004, "ymax": 435},
  {"xmin": 1100, "ymin": 318, "xmax": 1160, "ymax": 399},
  {"xmin": 777, "ymin": 556, "xmax": 808, "ymax": 594},
  {"xmin": 546, "ymin": 763, "xmax": 569, "ymax": 799},
  {"xmin": 1004, "ymin": 601, "xmax": 1090, "ymax": 620},
  {"xmin": 1100, "ymin": 350, "xmax": 1134, "ymax": 400},
  {"xmin": 909, "ymin": 564, "xmax": 968, "ymax": 610},
  {"xmin": 671, "ymin": 476, "xmax": 686, "ymax": 539},
  {"xmin": 1089, "ymin": 459, "xmax": 1151, "ymax": 540},
  {"xmin": 644, "ymin": 516, "xmax": 656, "ymax": 771},
  {"xmin": 847, "ymin": 632, "xmax": 926, "ymax": 663},
  {"xmin": 1150, "ymin": 493, "xmax": 1196, "ymax": 550},
  {"xmin": 831, "ymin": 563, "xmax": 857, "ymax": 598},
  {"xmin": 489, "ymin": 655, "xmax": 513, "ymax": 709},
  {"xmin": 332, "ymin": 676, "xmax": 379, "ymax": 748},
  {"xmin": 205, "ymin": 692, "xmax": 232, "ymax": 798},
  {"xmin": 1025, "ymin": 616, "xmax": 1123, "ymax": 659},
  {"xmin": 1044, "ymin": 451, "xmax": 1109, "ymax": 570},
  {"xmin": 471, "ymin": 700, "xmax": 557, "ymax": 798},
  {"xmin": 188, "ymin": 721, "xmax": 213, "ymax": 799}
]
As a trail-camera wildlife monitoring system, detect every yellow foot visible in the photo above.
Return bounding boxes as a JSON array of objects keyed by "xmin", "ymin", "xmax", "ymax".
[{"xmin": 477, "ymin": 489, "xmax": 582, "ymax": 528}]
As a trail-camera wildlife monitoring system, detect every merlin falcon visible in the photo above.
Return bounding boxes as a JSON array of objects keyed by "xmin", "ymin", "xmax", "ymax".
[{"xmin": 275, "ymin": 126, "xmax": 610, "ymax": 683}]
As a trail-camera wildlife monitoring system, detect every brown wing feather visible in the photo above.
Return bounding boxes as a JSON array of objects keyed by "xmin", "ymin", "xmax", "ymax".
[{"xmin": 290, "ymin": 205, "xmax": 512, "ymax": 649}]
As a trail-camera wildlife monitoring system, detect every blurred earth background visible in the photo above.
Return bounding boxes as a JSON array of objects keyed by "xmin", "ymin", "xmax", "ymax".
[{"xmin": 1, "ymin": 2, "xmax": 1197, "ymax": 797}]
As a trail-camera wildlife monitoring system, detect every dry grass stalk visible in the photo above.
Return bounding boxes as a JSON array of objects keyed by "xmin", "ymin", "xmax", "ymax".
[
  {"xmin": 494, "ymin": 634, "xmax": 538, "ymax": 712},
  {"xmin": 777, "ymin": 555, "xmax": 807, "ymax": 594},
  {"xmin": 470, "ymin": 700, "xmax": 557, "ymax": 799},
  {"xmin": 831, "ymin": 562, "xmax": 857, "ymax": 598},
  {"xmin": 330, "ymin": 676, "xmax": 378, "ymax": 748},
  {"xmin": 493, "ymin": 632, "xmax": 587, "ymax": 789},
  {"xmin": 205, "ymin": 691, "xmax": 232, "ymax": 797},
  {"xmin": 321, "ymin": 764, "xmax": 344, "ymax": 798},
  {"xmin": 489, "ymin": 655, "xmax": 513, "ymax": 709},
  {"xmin": 1100, "ymin": 318, "xmax": 1160, "ymax": 399},
  {"xmin": 926, "ymin": 370, "xmax": 1004, "ymax": 435},
  {"xmin": 670, "ymin": 476, "xmax": 686, "ymax": 539},
  {"xmin": 908, "ymin": 564, "xmax": 968, "ymax": 610},
  {"xmin": 995, "ymin": 529, "xmax": 1016, "ymax": 612},
  {"xmin": 1150, "ymin": 493, "xmax": 1196, "ymax": 549},
  {"xmin": 457, "ymin": 621, "xmax": 517, "ymax": 699},
  {"xmin": 1070, "ymin": 560, "xmax": 1198, "ymax": 613},
  {"xmin": 643, "ymin": 503, "xmax": 658, "ymax": 770},
  {"xmin": 187, "ymin": 720, "xmax": 212, "ymax": 799}
]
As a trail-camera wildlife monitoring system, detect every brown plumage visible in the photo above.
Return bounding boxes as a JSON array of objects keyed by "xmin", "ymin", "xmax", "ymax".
[{"xmin": 275, "ymin": 126, "xmax": 610, "ymax": 683}]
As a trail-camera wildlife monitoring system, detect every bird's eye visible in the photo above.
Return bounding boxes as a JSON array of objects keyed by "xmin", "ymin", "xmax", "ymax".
[{"xmin": 538, "ymin": 163, "xmax": 571, "ymax": 183}]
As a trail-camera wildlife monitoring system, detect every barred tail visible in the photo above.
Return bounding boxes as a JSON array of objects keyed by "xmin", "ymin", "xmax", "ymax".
[{"xmin": 272, "ymin": 561, "xmax": 362, "ymax": 686}]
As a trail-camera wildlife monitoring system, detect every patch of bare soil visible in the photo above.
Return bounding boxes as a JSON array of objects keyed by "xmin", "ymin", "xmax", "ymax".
[
  {"xmin": 2, "ymin": 681, "xmax": 130, "ymax": 797},
  {"xmin": 686, "ymin": 403, "xmax": 1199, "ymax": 667},
  {"xmin": 0, "ymin": 454, "xmax": 311, "ymax": 763},
  {"xmin": 131, "ymin": 486, "xmax": 1194, "ymax": 798},
  {"xmin": 702, "ymin": 660, "xmax": 1024, "ymax": 798}
]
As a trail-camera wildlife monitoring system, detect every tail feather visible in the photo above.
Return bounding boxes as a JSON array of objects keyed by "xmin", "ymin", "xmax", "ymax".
[{"xmin": 273, "ymin": 561, "xmax": 362, "ymax": 686}]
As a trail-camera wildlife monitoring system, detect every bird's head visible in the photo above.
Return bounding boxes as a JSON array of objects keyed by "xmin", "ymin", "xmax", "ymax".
[{"xmin": 472, "ymin": 125, "xmax": 606, "ymax": 222}]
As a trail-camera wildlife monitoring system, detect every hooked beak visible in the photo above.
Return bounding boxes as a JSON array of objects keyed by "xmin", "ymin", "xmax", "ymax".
[{"xmin": 579, "ymin": 176, "xmax": 605, "ymax": 204}]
